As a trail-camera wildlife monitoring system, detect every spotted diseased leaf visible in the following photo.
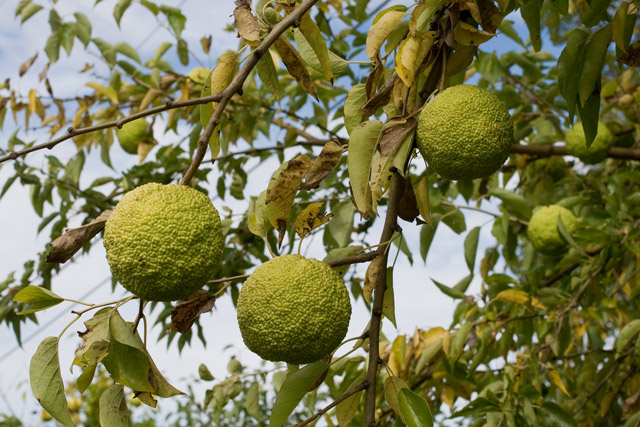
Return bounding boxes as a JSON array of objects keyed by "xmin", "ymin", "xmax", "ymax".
[
  {"xmin": 302, "ymin": 139, "xmax": 343, "ymax": 190},
  {"xmin": 266, "ymin": 155, "xmax": 313, "ymax": 246},
  {"xmin": 30, "ymin": 337, "xmax": 74, "ymax": 427},
  {"xmin": 620, "ymin": 40, "xmax": 640, "ymax": 66},
  {"xmin": 273, "ymin": 37, "xmax": 318, "ymax": 101},
  {"xmin": 396, "ymin": 34, "xmax": 434, "ymax": 86},
  {"xmin": 370, "ymin": 152, "xmax": 393, "ymax": 212},
  {"xmin": 348, "ymin": 120, "xmax": 383, "ymax": 219},
  {"xmin": 73, "ymin": 308, "xmax": 110, "ymax": 368},
  {"xmin": 475, "ymin": 0, "xmax": 502, "ymax": 33},
  {"xmin": 363, "ymin": 255, "xmax": 385, "ymax": 304},
  {"xmin": 170, "ymin": 290, "xmax": 216, "ymax": 334},
  {"xmin": 361, "ymin": 72, "xmax": 398, "ymax": 120},
  {"xmin": 366, "ymin": 10, "xmax": 406, "ymax": 58},
  {"xmin": 46, "ymin": 210, "xmax": 112, "ymax": 263},
  {"xmin": 295, "ymin": 202, "xmax": 333, "ymax": 239},
  {"xmin": 248, "ymin": 190, "xmax": 270, "ymax": 237},
  {"xmin": 380, "ymin": 116, "xmax": 416, "ymax": 157},
  {"xmin": 234, "ymin": 0, "xmax": 260, "ymax": 46},
  {"xmin": 454, "ymin": 21, "xmax": 496, "ymax": 46},
  {"xmin": 13, "ymin": 285, "xmax": 63, "ymax": 315},
  {"xmin": 99, "ymin": 384, "xmax": 131, "ymax": 427}
]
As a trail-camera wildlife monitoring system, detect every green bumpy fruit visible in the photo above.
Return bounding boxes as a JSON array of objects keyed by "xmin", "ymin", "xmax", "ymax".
[
  {"xmin": 237, "ymin": 255, "xmax": 351, "ymax": 365},
  {"xmin": 416, "ymin": 85, "xmax": 513, "ymax": 180},
  {"xmin": 565, "ymin": 122, "xmax": 614, "ymax": 164},
  {"xmin": 103, "ymin": 183, "xmax": 223, "ymax": 301},
  {"xmin": 116, "ymin": 119, "xmax": 152, "ymax": 154},
  {"xmin": 527, "ymin": 205, "xmax": 577, "ymax": 255}
]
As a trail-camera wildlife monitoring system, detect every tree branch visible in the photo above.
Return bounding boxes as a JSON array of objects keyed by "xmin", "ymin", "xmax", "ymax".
[
  {"xmin": 0, "ymin": 94, "xmax": 223, "ymax": 164},
  {"xmin": 293, "ymin": 381, "xmax": 368, "ymax": 427},
  {"xmin": 364, "ymin": 172, "xmax": 404, "ymax": 426},
  {"xmin": 180, "ymin": 0, "xmax": 322, "ymax": 185},
  {"xmin": 510, "ymin": 144, "xmax": 640, "ymax": 161}
]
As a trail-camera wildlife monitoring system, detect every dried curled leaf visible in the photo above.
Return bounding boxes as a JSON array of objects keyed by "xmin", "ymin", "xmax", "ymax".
[
  {"xmin": 302, "ymin": 139, "xmax": 343, "ymax": 190},
  {"xmin": 234, "ymin": 0, "xmax": 260, "ymax": 46},
  {"xmin": 379, "ymin": 116, "xmax": 416, "ymax": 157},
  {"xmin": 295, "ymin": 202, "xmax": 333, "ymax": 238},
  {"xmin": 19, "ymin": 52, "xmax": 38, "ymax": 77},
  {"xmin": 397, "ymin": 175, "xmax": 420, "ymax": 223},
  {"xmin": 46, "ymin": 210, "xmax": 112, "ymax": 263},
  {"xmin": 170, "ymin": 290, "xmax": 216, "ymax": 334}
]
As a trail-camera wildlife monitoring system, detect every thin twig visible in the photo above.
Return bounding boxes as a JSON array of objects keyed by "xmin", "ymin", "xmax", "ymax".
[
  {"xmin": 0, "ymin": 94, "xmax": 223, "ymax": 164},
  {"xmin": 293, "ymin": 381, "xmax": 368, "ymax": 427},
  {"xmin": 180, "ymin": 0, "xmax": 322, "ymax": 185}
]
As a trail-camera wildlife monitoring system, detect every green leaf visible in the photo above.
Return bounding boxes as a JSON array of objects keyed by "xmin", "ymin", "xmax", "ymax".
[
  {"xmin": 344, "ymin": 84, "xmax": 367, "ymax": 135},
  {"xmin": 520, "ymin": 0, "xmax": 543, "ymax": 51},
  {"xmin": 323, "ymin": 245, "xmax": 365, "ymax": 276},
  {"xmin": 615, "ymin": 319, "xmax": 640, "ymax": 355},
  {"xmin": 540, "ymin": 401, "xmax": 577, "ymax": 427},
  {"xmin": 269, "ymin": 362, "xmax": 329, "ymax": 427},
  {"xmin": 451, "ymin": 397, "xmax": 501, "ymax": 417},
  {"xmin": 13, "ymin": 285, "xmax": 64, "ymax": 315},
  {"xmin": 114, "ymin": 42, "xmax": 141, "ymax": 63},
  {"xmin": 60, "ymin": 23, "xmax": 75, "ymax": 56},
  {"xmin": 336, "ymin": 380, "xmax": 364, "ymax": 426},
  {"xmin": 99, "ymin": 384, "xmax": 131, "ymax": 427},
  {"xmin": 557, "ymin": 29, "xmax": 588, "ymax": 121},
  {"xmin": 113, "ymin": 0, "xmax": 132, "ymax": 26},
  {"xmin": 246, "ymin": 382, "xmax": 261, "ymax": 420},
  {"xmin": 45, "ymin": 31, "xmax": 61, "ymax": 63},
  {"xmin": 297, "ymin": 14, "xmax": 333, "ymax": 82},
  {"xmin": 382, "ymin": 267, "xmax": 397, "ymax": 328},
  {"xmin": 431, "ymin": 278, "xmax": 466, "ymax": 299},
  {"xmin": 29, "ymin": 337, "xmax": 74, "ymax": 427},
  {"xmin": 397, "ymin": 389, "xmax": 434, "ymax": 427},
  {"xmin": 347, "ymin": 120, "xmax": 383, "ymax": 219},
  {"xmin": 488, "ymin": 188, "xmax": 532, "ymax": 219},
  {"xmin": 420, "ymin": 223, "xmax": 437, "ymax": 262},
  {"xmin": 74, "ymin": 12, "xmax": 92, "ymax": 46},
  {"xmin": 77, "ymin": 364, "xmax": 97, "ymax": 393},
  {"xmin": 578, "ymin": 23, "xmax": 612, "ymax": 108},
  {"xmin": 177, "ymin": 38, "xmax": 189, "ymax": 65},
  {"xmin": 464, "ymin": 226, "xmax": 480, "ymax": 272},
  {"xmin": 20, "ymin": 3, "xmax": 43, "ymax": 23},
  {"xmin": 160, "ymin": 6, "xmax": 186, "ymax": 36},
  {"xmin": 256, "ymin": 50, "xmax": 281, "ymax": 100}
]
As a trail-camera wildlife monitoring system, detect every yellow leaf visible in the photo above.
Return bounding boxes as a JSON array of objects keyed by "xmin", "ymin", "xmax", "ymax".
[
  {"xmin": 383, "ymin": 376, "xmax": 408, "ymax": 415},
  {"xmin": 139, "ymin": 88, "xmax": 162, "ymax": 111},
  {"xmin": 395, "ymin": 33, "xmax": 434, "ymax": 86},
  {"xmin": 28, "ymin": 89, "xmax": 37, "ymax": 116},
  {"xmin": 496, "ymin": 289, "xmax": 546, "ymax": 310},
  {"xmin": 366, "ymin": 10, "xmax": 406, "ymax": 58},
  {"xmin": 363, "ymin": 256, "xmax": 385, "ymax": 304},
  {"xmin": 442, "ymin": 330, "xmax": 451, "ymax": 356},
  {"xmin": 210, "ymin": 52, "xmax": 238, "ymax": 107},
  {"xmin": 295, "ymin": 202, "xmax": 333, "ymax": 238},
  {"xmin": 549, "ymin": 370, "xmax": 571, "ymax": 397},
  {"xmin": 441, "ymin": 385, "xmax": 455, "ymax": 409}
]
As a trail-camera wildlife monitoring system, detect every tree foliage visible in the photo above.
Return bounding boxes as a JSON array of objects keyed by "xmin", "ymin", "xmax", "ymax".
[{"xmin": 3, "ymin": 0, "xmax": 640, "ymax": 425}]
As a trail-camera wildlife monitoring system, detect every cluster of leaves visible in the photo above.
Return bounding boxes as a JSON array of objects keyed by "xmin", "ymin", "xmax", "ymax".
[{"xmin": 4, "ymin": 0, "xmax": 640, "ymax": 426}]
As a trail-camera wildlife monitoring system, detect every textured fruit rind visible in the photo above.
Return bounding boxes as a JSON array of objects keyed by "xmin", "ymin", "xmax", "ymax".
[
  {"xmin": 236, "ymin": 255, "xmax": 352, "ymax": 365},
  {"xmin": 416, "ymin": 85, "xmax": 513, "ymax": 180},
  {"xmin": 103, "ymin": 183, "xmax": 223, "ymax": 301},
  {"xmin": 116, "ymin": 119, "xmax": 151, "ymax": 155},
  {"xmin": 565, "ymin": 122, "xmax": 614, "ymax": 164},
  {"xmin": 527, "ymin": 205, "xmax": 577, "ymax": 255}
]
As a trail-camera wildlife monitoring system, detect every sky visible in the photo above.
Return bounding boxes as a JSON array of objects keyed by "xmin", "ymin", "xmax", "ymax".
[{"xmin": 0, "ymin": 1, "xmax": 531, "ymax": 425}]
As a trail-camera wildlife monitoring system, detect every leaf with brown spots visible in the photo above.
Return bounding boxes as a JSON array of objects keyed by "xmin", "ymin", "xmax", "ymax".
[
  {"xmin": 266, "ymin": 155, "xmax": 313, "ymax": 246},
  {"xmin": 475, "ymin": 0, "xmax": 502, "ymax": 33},
  {"xmin": 379, "ymin": 116, "xmax": 416, "ymax": 157},
  {"xmin": 361, "ymin": 72, "xmax": 398, "ymax": 120},
  {"xmin": 46, "ymin": 210, "xmax": 112, "ymax": 263},
  {"xmin": 170, "ymin": 290, "xmax": 216, "ymax": 334},
  {"xmin": 302, "ymin": 139, "xmax": 343, "ymax": 190},
  {"xmin": 295, "ymin": 202, "xmax": 333, "ymax": 238},
  {"xmin": 620, "ymin": 40, "xmax": 640, "ymax": 66},
  {"xmin": 234, "ymin": 0, "xmax": 261, "ymax": 46},
  {"xmin": 273, "ymin": 37, "xmax": 319, "ymax": 100},
  {"xmin": 363, "ymin": 256, "xmax": 385, "ymax": 304}
]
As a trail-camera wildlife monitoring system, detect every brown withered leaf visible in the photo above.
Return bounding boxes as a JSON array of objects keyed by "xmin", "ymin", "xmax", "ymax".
[
  {"xmin": 623, "ymin": 389, "xmax": 640, "ymax": 420},
  {"xmin": 621, "ymin": 41, "xmax": 640, "ymax": 67},
  {"xmin": 361, "ymin": 72, "xmax": 398, "ymax": 120},
  {"xmin": 295, "ymin": 202, "xmax": 333, "ymax": 238},
  {"xmin": 39, "ymin": 62, "xmax": 49, "ymax": 81},
  {"xmin": 365, "ymin": 56, "xmax": 384, "ymax": 99},
  {"xmin": 273, "ymin": 37, "xmax": 319, "ymax": 100},
  {"xmin": 302, "ymin": 139, "xmax": 343, "ymax": 190},
  {"xmin": 379, "ymin": 116, "xmax": 417, "ymax": 157},
  {"xmin": 475, "ymin": 0, "xmax": 502, "ymax": 33},
  {"xmin": 233, "ymin": 0, "xmax": 261, "ymax": 46},
  {"xmin": 397, "ymin": 175, "xmax": 420, "ymax": 223},
  {"xmin": 363, "ymin": 256, "xmax": 385, "ymax": 304},
  {"xmin": 46, "ymin": 210, "xmax": 112, "ymax": 263},
  {"xmin": 170, "ymin": 290, "xmax": 216, "ymax": 334},
  {"xmin": 200, "ymin": 35, "xmax": 212, "ymax": 54},
  {"xmin": 19, "ymin": 52, "xmax": 37, "ymax": 77}
]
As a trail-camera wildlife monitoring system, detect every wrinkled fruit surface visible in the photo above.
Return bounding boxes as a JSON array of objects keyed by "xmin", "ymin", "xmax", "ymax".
[
  {"xmin": 103, "ymin": 183, "xmax": 223, "ymax": 301},
  {"xmin": 527, "ymin": 205, "xmax": 577, "ymax": 255},
  {"xmin": 565, "ymin": 121, "xmax": 614, "ymax": 164},
  {"xmin": 237, "ymin": 255, "xmax": 352, "ymax": 365},
  {"xmin": 416, "ymin": 85, "xmax": 513, "ymax": 180}
]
